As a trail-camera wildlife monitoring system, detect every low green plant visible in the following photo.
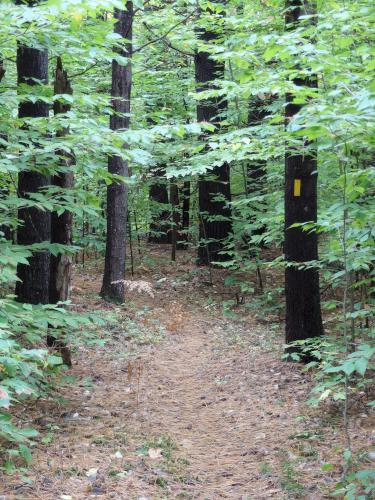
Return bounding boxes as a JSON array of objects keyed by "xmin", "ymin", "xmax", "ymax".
[
  {"xmin": 284, "ymin": 336, "xmax": 375, "ymax": 407},
  {"xmin": 280, "ymin": 459, "xmax": 304, "ymax": 495},
  {"xmin": 138, "ymin": 435, "xmax": 176, "ymax": 460},
  {"xmin": 0, "ymin": 241, "xmax": 101, "ymax": 470},
  {"xmin": 333, "ymin": 469, "xmax": 375, "ymax": 499},
  {"xmin": 259, "ymin": 462, "xmax": 272, "ymax": 475}
]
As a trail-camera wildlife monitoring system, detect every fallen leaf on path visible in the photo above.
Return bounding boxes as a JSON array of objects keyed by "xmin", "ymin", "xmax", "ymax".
[
  {"xmin": 148, "ymin": 447, "xmax": 162, "ymax": 459},
  {"xmin": 85, "ymin": 467, "xmax": 98, "ymax": 479}
]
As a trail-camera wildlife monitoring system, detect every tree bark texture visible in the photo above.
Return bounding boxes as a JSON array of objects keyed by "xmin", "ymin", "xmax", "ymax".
[
  {"xmin": 246, "ymin": 98, "xmax": 269, "ymax": 196},
  {"xmin": 178, "ymin": 180, "xmax": 190, "ymax": 249},
  {"xmin": 101, "ymin": 3, "xmax": 133, "ymax": 302},
  {"xmin": 45, "ymin": 57, "xmax": 74, "ymax": 367},
  {"xmin": 243, "ymin": 97, "xmax": 271, "ymax": 246},
  {"xmin": 15, "ymin": 44, "xmax": 51, "ymax": 305},
  {"xmin": 195, "ymin": 6, "xmax": 232, "ymax": 264},
  {"xmin": 284, "ymin": 0, "xmax": 323, "ymax": 348},
  {"xmin": 170, "ymin": 181, "xmax": 180, "ymax": 261},
  {"xmin": 148, "ymin": 167, "xmax": 171, "ymax": 244},
  {"xmin": 49, "ymin": 56, "xmax": 74, "ymax": 305},
  {"xmin": 0, "ymin": 60, "xmax": 11, "ymax": 241}
]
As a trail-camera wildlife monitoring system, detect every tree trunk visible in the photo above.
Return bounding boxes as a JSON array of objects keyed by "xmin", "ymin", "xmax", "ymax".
[
  {"xmin": 0, "ymin": 58, "xmax": 11, "ymax": 241},
  {"xmin": 0, "ymin": 188, "xmax": 12, "ymax": 241},
  {"xmin": 47, "ymin": 57, "xmax": 74, "ymax": 367},
  {"xmin": 246, "ymin": 98, "xmax": 268, "ymax": 196},
  {"xmin": 244, "ymin": 96, "xmax": 274, "ymax": 247},
  {"xmin": 100, "ymin": 2, "xmax": 133, "ymax": 303},
  {"xmin": 178, "ymin": 180, "xmax": 190, "ymax": 249},
  {"xmin": 15, "ymin": 43, "xmax": 51, "ymax": 305},
  {"xmin": 284, "ymin": 0, "xmax": 323, "ymax": 351},
  {"xmin": 195, "ymin": 4, "xmax": 232, "ymax": 265},
  {"xmin": 50, "ymin": 57, "xmax": 74, "ymax": 305},
  {"xmin": 170, "ymin": 181, "xmax": 180, "ymax": 261},
  {"xmin": 148, "ymin": 167, "xmax": 171, "ymax": 244}
]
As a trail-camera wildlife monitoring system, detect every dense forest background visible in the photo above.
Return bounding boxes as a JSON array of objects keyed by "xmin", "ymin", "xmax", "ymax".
[{"xmin": 0, "ymin": 0, "xmax": 374, "ymax": 497}]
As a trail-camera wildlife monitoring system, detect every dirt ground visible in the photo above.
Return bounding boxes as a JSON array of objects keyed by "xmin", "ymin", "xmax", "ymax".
[{"xmin": 1, "ymin": 245, "xmax": 374, "ymax": 499}]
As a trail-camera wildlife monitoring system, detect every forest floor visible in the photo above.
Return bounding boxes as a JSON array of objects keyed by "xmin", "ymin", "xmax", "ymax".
[{"xmin": 1, "ymin": 245, "xmax": 374, "ymax": 499}]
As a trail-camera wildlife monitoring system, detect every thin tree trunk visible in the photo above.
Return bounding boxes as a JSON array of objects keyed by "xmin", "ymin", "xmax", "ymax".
[
  {"xmin": 15, "ymin": 43, "xmax": 51, "ymax": 304},
  {"xmin": 284, "ymin": 0, "xmax": 323, "ymax": 351},
  {"xmin": 101, "ymin": 2, "xmax": 133, "ymax": 302},
  {"xmin": 170, "ymin": 181, "xmax": 180, "ymax": 261},
  {"xmin": 133, "ymin": 210, "xmax": 142, "ymax": 255},
  {"xmin": 246, "ymin": 98, "xmax": 269, "ymax": 197},
  {"xmin": 127, "ymin": 212, "xmax": 134, "ymax": 276},
  {"xmin": 178, "ymin": 180, "xmax": 190, "ymax": 249},
  {"xmin": 195, "ymin": 3, "xmax": 232, "ymax": 264},
  {"xmin": 148, "ymin": 167, "xmax": 171, "ymax": 243},
  {"xmin": 243, "ymin": 97, "xmax": 270, "ymax": 249}
]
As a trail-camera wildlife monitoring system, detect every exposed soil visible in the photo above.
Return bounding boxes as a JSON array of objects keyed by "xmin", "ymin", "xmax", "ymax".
[{"xmin": 1, "ymin": 246, "xmax": 374, "ymax": 499}]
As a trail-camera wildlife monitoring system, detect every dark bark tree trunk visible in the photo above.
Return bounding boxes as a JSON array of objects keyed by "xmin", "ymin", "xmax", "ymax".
[
  {"xmin": 195, "ymin": 4, "xmax": 232, "ymax": 265},
  {"xmin": 0, "ymin": 59, "xmax": 11, "ymax": 241},
  {"xmin": 47, "ymin": 57, "xmax": 74, "ymax": 366},
  {"xmin": 178, "ymin": 180, "xmax": 190, "ymax": 249},
  {"xmin": 146, "ymin": 98, "xmax": 171, "ymax": 244},
  {"xmin": 242, "ymin": 97, "xmax": 270, "ymax": 248},
  {"xmin": 100, "ymin": 2, "xmax": 133, "ymax": 303},
  {"xmin": 284, "ymin": 0, "xmax": 323, "ymax": 351},
  {"xmin": 15, "ymin": 43, "xmax": 51, "ymax": 304},
  {"xmin": 0, "ymin": 188, "xmax": 12, "ymax": 241},
  {"xmin": 170, "ymin": 181, "xmax": 180, "ymax": 261},
  {"xmin": 246, "ymin": 99, "xmax": 268, "ymax": 196},
  {"xmin": 148, "ymin": 167, "xmax": 171, "ymax": 244},
  {"xmin": 50, "ymin": 57, "xmax": 74, "ymax": 304},
  {"xmin": 0, "ymin": 58, "xmax": 5, "ymax": 82}
]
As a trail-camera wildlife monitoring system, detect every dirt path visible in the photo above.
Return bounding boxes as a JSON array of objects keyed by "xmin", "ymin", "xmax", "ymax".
[
  {"xmin": 126, "ymin": 304, "xmax": 323, "ymax": 500},
  {"xmin": 132, "ymin": 313, "xmax": 291, "ymax": 498},
  {"xmin": 3, "ymin": 252, "xmax": 369, "ymax": 499}
]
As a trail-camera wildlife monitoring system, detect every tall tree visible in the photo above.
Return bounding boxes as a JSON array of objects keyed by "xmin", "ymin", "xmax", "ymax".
[
  {"xmin": 101, "ymin": 2, "xmax": 133, "ymax": 302},
  {"xmin": 47, "ymin": 57, "xmax": 74, "ymax": 367},
  {"xmin": 148, "ymin": 166, "xmax": 171, "ymax": 244},
  {"xmin": 246, "ymin": 98, "xmax": 269, "ymax": 197},
  {"xmin": 170, "ymin": 180, "xmax": 180, "ymax": 261},
  {"xmin": 284, "ymin": 0, "xmax": 323, "ymax": 350},
  {"xmin": 147, "ymin": 102, "xmax": 171, "ymax": 244},
  {"xmin": 49, "ymin": 57, "xmax": 74, "ymax": 305},
  {"xmin": 0, "ymin": 57, "xmax": 11, "ymax": 241},
  {"xmin": 195, "ymin": 2, "xmax": 232, "ymax": 265},
  {"xmin": 178, "ymin": 180, "xmax": 190, "ymax": 249},
  {"xmin": 244, "ymin": 97, "xmax": 272, "ymax": 245},
  {"xmin": 15, "ymin": 25, "xmax": 50, "ymax": 304}
]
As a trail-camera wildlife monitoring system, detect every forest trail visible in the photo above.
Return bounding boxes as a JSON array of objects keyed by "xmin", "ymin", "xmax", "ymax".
[
  {"xmin": 2, "ymin": 248, "xmax": 355, "ymax": 499},
  {"xmin": 126, "ymin": 311, "xmax": 305, "ymax": 499}
]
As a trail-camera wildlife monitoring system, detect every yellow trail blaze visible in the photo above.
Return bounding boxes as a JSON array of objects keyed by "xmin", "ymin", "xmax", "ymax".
[{"xmin": 294, "ymin": 179, "xmax": 301, "ymax": 197}]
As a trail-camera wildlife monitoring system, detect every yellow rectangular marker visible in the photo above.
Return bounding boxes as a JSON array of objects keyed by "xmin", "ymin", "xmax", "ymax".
[{"xmin": 294, "ymin": 179, "xmax": 301, "ymax": 197}]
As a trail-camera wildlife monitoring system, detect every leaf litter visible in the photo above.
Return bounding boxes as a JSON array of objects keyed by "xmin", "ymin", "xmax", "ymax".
[{"xmin": 0, "ymin": 245, "xmax": 373, "ymax": 499}]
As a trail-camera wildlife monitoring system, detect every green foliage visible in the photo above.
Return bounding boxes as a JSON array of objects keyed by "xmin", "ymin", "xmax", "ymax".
[
  {"xmin": 0, "ymin": 238, "xmax": 99, "ymax": 468},
  {"xmin": 333, "ymin": 469, "xmax": 375, "ymax": 499},
  {"xmin": 284, "ymin": 336, "xmax": 375, "ymax": 407},
  {"xmin": 280, "ymin": 458, "xmax": 305, "ymax": 494},
  {"xmin": 0, "ymin": 291, "xmax": 98, "ymax": 468},
  {"xmin": 0, "ymin": 0, "xmax": 373, "ymax": 490}
]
